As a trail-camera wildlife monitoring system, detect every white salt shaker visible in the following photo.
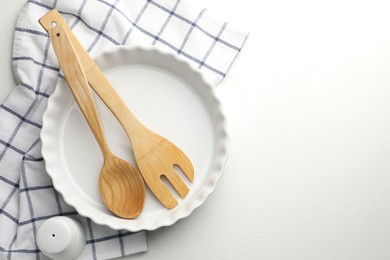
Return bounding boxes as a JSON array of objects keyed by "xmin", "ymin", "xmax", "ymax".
[{"xmin": 36, "ymin": 216, "xmax": 86, "ymax": 260}]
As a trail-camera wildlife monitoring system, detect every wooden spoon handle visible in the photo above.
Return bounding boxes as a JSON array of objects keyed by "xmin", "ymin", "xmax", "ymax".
[
  {"xmin": 48, "ymin": 25, "xmax": 110, "ymax": 155},
  {"xmin": 40, "ymin": 9, "xmax": 144, "ymax": 138}
]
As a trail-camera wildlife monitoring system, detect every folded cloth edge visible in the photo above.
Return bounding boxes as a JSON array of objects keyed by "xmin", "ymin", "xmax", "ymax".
[{"xmin": 1, "ymin": 0, "xmax": 249, "ymax": 259}]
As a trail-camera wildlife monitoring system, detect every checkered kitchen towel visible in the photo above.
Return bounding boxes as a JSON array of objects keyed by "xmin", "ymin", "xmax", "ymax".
[{"xmin": 0, "ymin": 0, "xmax": 248, "ymax": 259}]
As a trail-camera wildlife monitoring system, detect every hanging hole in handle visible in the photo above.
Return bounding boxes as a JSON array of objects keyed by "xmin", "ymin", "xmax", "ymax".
[
  {"xmin": 56, "ymin": 33, "xmax": 60, "ymax": 37},
  {"xmin": 50, "ymin": 21, "xmax": 57, "ymax": 27}
]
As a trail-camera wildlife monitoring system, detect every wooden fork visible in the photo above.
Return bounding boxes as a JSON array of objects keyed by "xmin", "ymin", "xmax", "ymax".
[{"xmin": 40, "ymin": 9, "xmax": 194, "ymax": 209}]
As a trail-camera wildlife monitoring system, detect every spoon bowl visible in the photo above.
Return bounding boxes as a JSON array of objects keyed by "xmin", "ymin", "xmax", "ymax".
[{"xmin": 99, "ymin": 154, "xmax": 145, "ymax": 218}]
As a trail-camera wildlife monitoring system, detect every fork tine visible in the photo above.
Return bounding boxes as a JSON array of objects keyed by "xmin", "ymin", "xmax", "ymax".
[
  {"xmin": 174, "ymin": 151, "xmax": 194, "ymax": 182},
  {"xmin": 163, "ymin": 170, "xmax": 189, "ymax": 198},
  {"xmin": 150, "ymin": 179, "xmax": 178, "ymax": 209}
]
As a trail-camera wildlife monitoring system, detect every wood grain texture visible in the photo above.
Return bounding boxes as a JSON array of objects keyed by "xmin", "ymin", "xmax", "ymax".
[
  {"xmin": 40, "ymin": 9, "xmax": 194, "ymax": 209},
  {"xmin": 87, "ymin": 71, "xmax": 195, "ymax": 209},
  {"xmin": 47, "ymin": 25, "xmax": 145, "ymax": 218}
]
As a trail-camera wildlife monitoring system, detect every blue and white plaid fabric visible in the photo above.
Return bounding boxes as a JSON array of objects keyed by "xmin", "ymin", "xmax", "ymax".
[{"xmin": 0, "ymin": 0, "xmax": 248, "ymax": 259}]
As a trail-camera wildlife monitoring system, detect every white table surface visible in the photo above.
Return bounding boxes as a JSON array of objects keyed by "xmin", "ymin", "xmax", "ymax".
[{"xmin": 2, "ymin": 1, "xmax": 390, "ymax": 259}]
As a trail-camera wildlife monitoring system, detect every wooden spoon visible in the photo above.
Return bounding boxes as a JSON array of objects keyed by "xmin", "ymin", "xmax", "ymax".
[
  {"xmin": 40, "ymin": 9, "xmax": 194, "ymax": 209},
  {"xmin": 48, "ymin": 25, "xmax": 146, "ymax": 218}
]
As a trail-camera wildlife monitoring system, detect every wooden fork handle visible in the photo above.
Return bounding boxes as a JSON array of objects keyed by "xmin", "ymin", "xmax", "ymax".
[
  {"xmin": 40, "ymin": 9, "xmax": 143, "ymax": 138},
  {"xmin": 40, "ymin": 10, "xmax": 96, "ymax": 76},
  {"xmin": 48, "ymin": 25, "xmax": 110, "ymax": 155}
]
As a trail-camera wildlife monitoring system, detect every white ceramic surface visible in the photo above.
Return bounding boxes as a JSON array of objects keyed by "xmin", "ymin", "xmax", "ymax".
[
  {"xmin": 41, "ymin": 46, "xmax": 228, "ymax": 231},
  {"xmin": 36, "ymin": 216, "xmax": 86, "ymax": 260}
]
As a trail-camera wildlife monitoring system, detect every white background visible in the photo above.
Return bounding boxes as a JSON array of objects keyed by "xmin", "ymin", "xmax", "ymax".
[{"xmin": 2, "ymin": 0, "xmax": 390, "ymax": 259}]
